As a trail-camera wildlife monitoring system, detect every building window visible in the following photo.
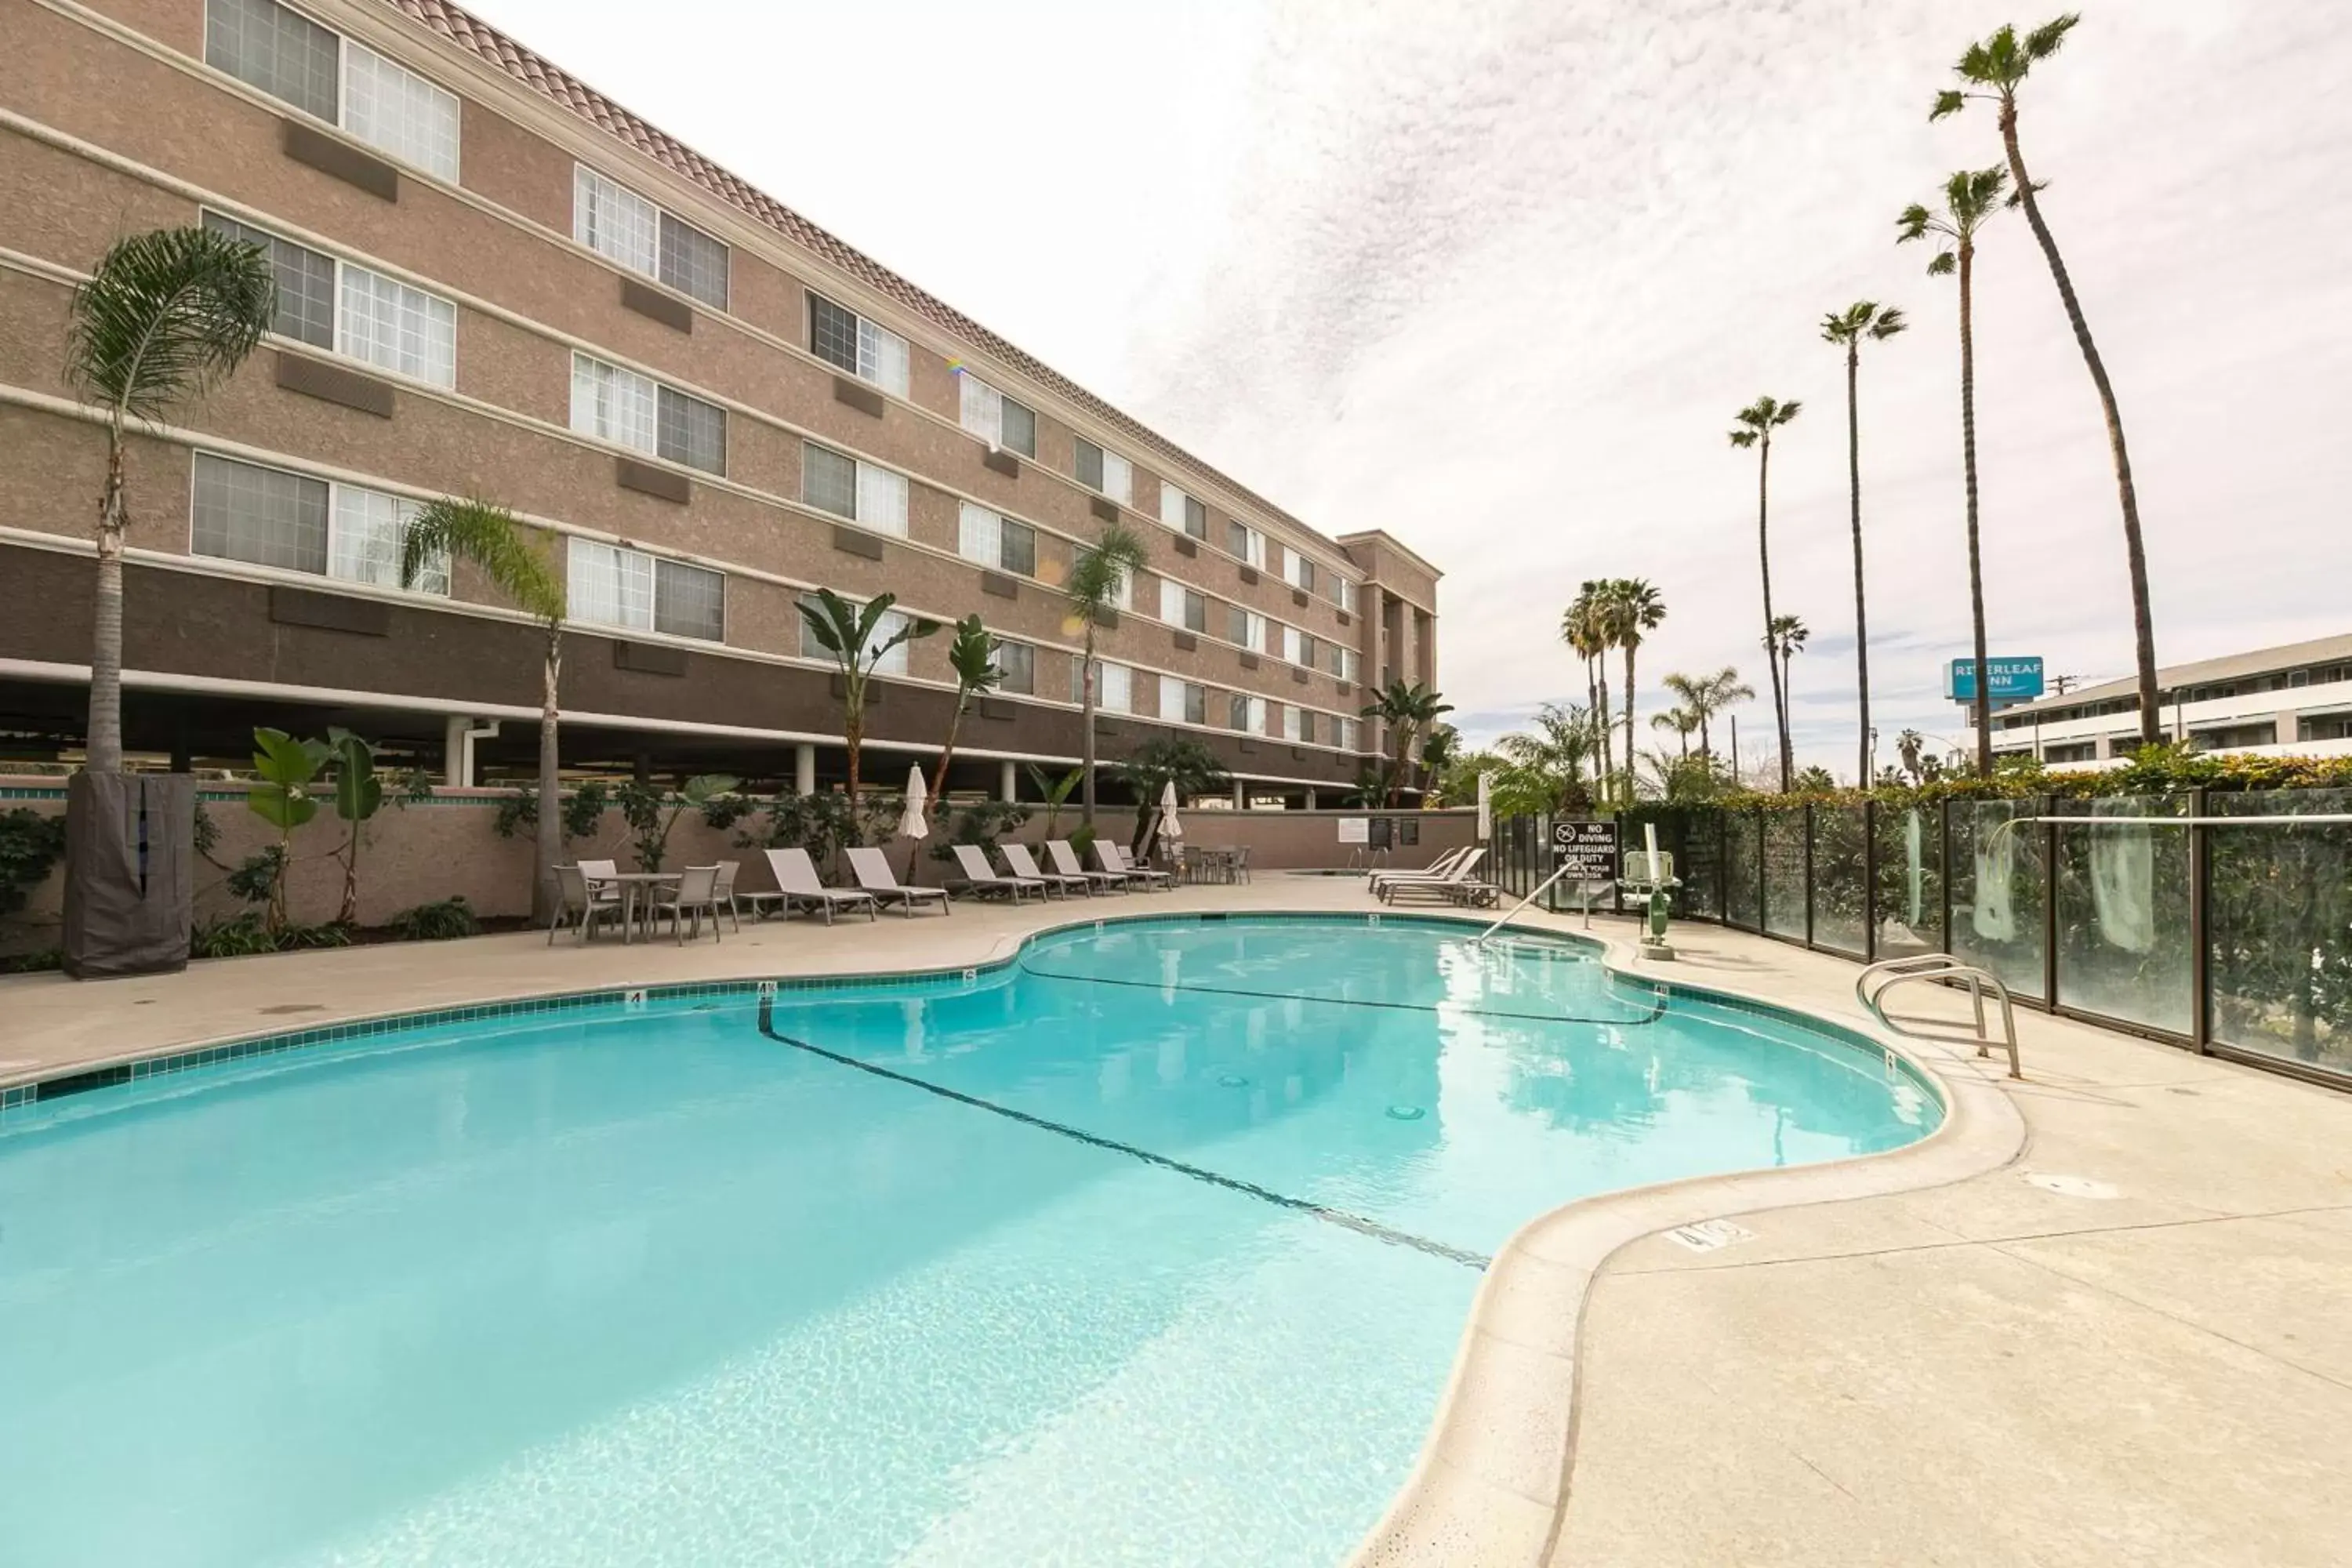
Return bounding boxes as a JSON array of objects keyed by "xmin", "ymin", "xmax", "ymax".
[
  {"xmin": 191, "ymin": 452, "xmax": 447, "ymax": 593},
  {"xmin": 652, "ymin": 557, "xmax": 724, "ymax": 641},
  {"xmin": 2298, "ymin": 713, "xmax": 2352, "ymax": 742},
  {"xmin": 800, "ymin": 443, "xmax": 909, "ymax": 535},
  {"xmin": 572, "ymin": 354, "xmax": 659, "ymax": 454},
  {"xmin": 808, "ymin": 292, "xmax": 909, "ymax": 398},
  {"xmin": 572, "ymin": 165, "xmax": 729, "ymax": 310},
  {"xmin": 567, "ymin": 542, "xmax": 722, "ymax": 641},
  {"xmin": 958, "ymin": 375, "xmax": 1036, "ymax": 457},
  {"xmin": 1226, "ymin": 519, "xmax": 1266, "ymax": 568},
  {"xmin": 1329, "ymin": 575, "xmax": 1356, "ymax": 614},
  {"xmin": 799, "ymin": 594, "xmax": 912, "ymax": 673},
  {"xmin": 1158, "ymin": 579, "xmax": 1206, "ymax": 631},
  {"xmin": 1159, "ymin": 482, "xmax": 1207, "ymax": 539},
  {"xmin": 658, "ymin": 212, "xmax": 729, "ymax": 311},
  {"xmin": 207, "ymin": 0, "xmax": 461, "ymax": 180},
  {"xmin": 1226, "ymin": 604, "xmax": 1267, "ymax": 652},
  {"xmin": 958, "ymin": 503, "xmax": 1035, "ymax": 575},
  {"xmin": 337, "ymin": 264, "xmax": 456, "ymax": 387},
  {"xmin": 1283, "ymin": 550, "xmax": 1316, "ymax": 594},
  {"xmin": 1283, "ymin": 705, "xmax": 1304, "ymax": 742},
  {"xmin": 1340, "ymin": 718, "xmax": 1362, "ymax": 753},
  {"xmin": 1160, "ymin": 676, "xmax": 1206, "ymax": 726},
  {"xmin": 1073, "ymin": 438, "xmax": 1131, "ymax": 504},
  {"xmin": 655, "ymin": 386, "xmax": 727, "ymax": 475},
  {"xmin": 340, "ymin": 42, "xmax": 460, "ymax": 181},
  {"xmin": 1278, "ymin": 624, "xmax": 1312, "ymax": 667},
  {"xmin": 1228, "ymin": 692, "xmax": 1267, "ymax": 734},
  {"xmin": 1070, "ymin": 658, "xmax": 1132, "ymax": 713},
  {"xmin": 200, "ymin": 212, "xmax": 334, "ymax": 349},
  {"xmin": 993, "ymin": 638, "xmax": 1036, "ymax": 695}
]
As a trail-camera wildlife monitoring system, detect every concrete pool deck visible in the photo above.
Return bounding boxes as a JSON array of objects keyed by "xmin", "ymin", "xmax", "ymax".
[{"xmin": 3, "ymin": 877, "xmax": 2347, "ymax": 1566}]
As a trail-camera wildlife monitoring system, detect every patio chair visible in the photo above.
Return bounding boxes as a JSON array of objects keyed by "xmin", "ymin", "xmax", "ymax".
[
  {"xmin": 1098, "ymin": 840, "xmax": 1173, "ymax": 891},
  {"xmin": 950, "ymin": 843, "xmax": 1044, "ymax": 902},
  {"xmin": 1370, "ymin": 845, "xmax": 1466, "ymax": 895},
  {"xmin": 547, "ymin": 862, "xmax": 622, "ymax": 945},
  {"xmin": 1229, "ymin": 845, "xmax": 1252, "ymax": 886},
  {"xmin": 647, "ymin": 864, "xmax": 724, "ymax": 944},
  {"xmin": 1378, "ymin": 851, "xmax": 1489, "ymax": 906},
  {"xmin": 712, "ymin": 859, "xmax": 745, "ymax": 933},
  {"xmin": 1046, "ymin": 838, "xmax": 1128, "ymax": 894},
  {"xmin": 763, "ymin": 847, "xmax": 880, "ymax": 924},
  {"xmin": 845, "ymin": 847, "xmax": 952, "ymax": 917},
  {"xmin": 1003, "ymin": 841, "xmax": 1089, "ymax": 898}
]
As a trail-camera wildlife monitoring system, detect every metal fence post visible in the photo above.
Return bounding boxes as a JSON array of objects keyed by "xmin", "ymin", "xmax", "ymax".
[
  {"xmin": 1802, "ymin": 802, "xmax": 1817, "ymax": 949},
  {"xmin": 1718, "ymin": 806, "xmax": 1730, "ymax": 921},
  {"xmin": 2189, "ymin": 786, "xmax": 2211, "ymax": 1053},
  {"xmin": 1940, "ymin": 796, "xmax": 1953, "ymax": 958},
  {"xmin": 1863, "ymin": 797, "xmax": 1878, "ymax": 963},
  {"xmin": 2042, "ymin": 794, "xmax": 2060, "ymax": 1007}
]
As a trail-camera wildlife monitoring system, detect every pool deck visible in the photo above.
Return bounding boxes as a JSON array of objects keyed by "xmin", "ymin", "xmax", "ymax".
[{"xmin": 4, "ymin": 877, "xmax": 2347, "ymax": 1566}]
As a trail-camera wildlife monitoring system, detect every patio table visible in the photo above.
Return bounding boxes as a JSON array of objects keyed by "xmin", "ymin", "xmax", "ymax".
[{"xmin": 599, "ymin": 870, "xmax": 681, "ymax": 944}]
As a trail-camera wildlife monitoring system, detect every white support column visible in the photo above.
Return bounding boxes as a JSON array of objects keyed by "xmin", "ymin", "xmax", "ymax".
[
  {"xmin": 1305, "ymin": 788, "xmax": 1319, "ymax": 810},
  {"xmin": 443, "ymin": 715, "xmax": 470, "ymax": 788},
  {"xmin": 1000, "ymin": 760, "xmax": 1018, "ymax": 803},
  {"xmin": 794, "ymin": 743, "xmax": 817, "ymax": 797},
  {"xmin": 1233, "ymin": 779, "xmax": 1248, "ymax": 810}
]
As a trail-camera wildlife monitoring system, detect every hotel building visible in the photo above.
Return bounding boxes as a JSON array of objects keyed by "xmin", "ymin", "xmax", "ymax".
[
  {"xmin": 0, "ymin": 0, "xmax": 1442, "ymax": 805},
  {"xmin": 1973, "ymin": 633, "xmax": 2352, "ymax": 765}
]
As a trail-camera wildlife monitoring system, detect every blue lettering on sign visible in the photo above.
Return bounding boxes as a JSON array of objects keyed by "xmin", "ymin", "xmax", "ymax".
[{"xmin": 1947, "ymin": 657, "xmax": 2045, "ymax": 703}]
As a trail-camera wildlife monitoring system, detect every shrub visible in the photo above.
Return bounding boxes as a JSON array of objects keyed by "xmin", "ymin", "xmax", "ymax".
[
  {"xmin": 193, "ymin": 913, "xmax": 278, "ymax": 959},
  {"xmin": 0, "ymin": 948, "xmax": 63, "ymax": 975},
  {"xmin": 387, "ymin": 896, "xmax": 479, "ymax": 942}
]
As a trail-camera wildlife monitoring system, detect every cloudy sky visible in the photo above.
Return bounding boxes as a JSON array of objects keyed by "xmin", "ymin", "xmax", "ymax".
[{"xmin": 465, "ymin": 0, "xmax": 2351, "ymax": 779}]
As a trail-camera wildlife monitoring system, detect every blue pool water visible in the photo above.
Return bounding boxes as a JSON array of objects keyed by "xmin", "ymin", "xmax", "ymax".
[{"xmin": 0, "ymin": 916, "xmax": 1936, "ymax": 1567}]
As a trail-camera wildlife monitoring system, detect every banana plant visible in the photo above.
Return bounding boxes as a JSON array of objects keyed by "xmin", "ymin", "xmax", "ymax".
[
  {"xmin": 245, "ymin": 727, "xmax": 328, "ymax": 933},
  {"xmin": 327, "ymin": 727, "xmax": 383, "ymax": 927},
  {"xmin": 1027, "ymin": 763, "xmax": 1082, "ymax": 843}
]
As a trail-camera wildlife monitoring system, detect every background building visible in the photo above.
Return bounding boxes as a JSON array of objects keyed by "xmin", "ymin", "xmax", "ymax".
[
  {"xmin": 1969, "ymin": 634, "xmax": 2352, "ymax": 764},
  {"xmin": 0, "ymin": 0, "xmax": 1440, "ymax": 808}
]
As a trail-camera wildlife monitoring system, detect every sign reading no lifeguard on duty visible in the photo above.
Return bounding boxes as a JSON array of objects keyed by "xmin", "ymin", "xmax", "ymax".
[{"xmin": 1552, "ymin": 820, "xmax": 1618, "ymax": 880}]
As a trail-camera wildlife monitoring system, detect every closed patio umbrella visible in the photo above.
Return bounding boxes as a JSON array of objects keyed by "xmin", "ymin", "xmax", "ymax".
[
  {"xmin": 898, "ymin": 764, "xmax": 929, "ymax": 841},
  {"xmin": 1159, "ymin": 779, "xmax": 1183, "ymax": 841},
  {"xmin": 1475, "ymin": 770, "xmax": 1492, "ymax": 843}
]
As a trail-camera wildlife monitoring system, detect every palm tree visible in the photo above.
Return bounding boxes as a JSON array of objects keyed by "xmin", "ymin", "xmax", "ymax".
[
  {"xmin": 400, "ymin": 499, "xmax": 567, "ymax": 916},
  {"xmin": 1493, "ymin": 702, "xmax": 1597, "ymax": 814},
  {"xmin": 1599, "ymin": 578, "xmax": 1664, "ymax": 804},
  {"xmin": 1559, "ymin": 583, "xmax": 1610, "ymax": 794},
  {"xmin": 799, "ymin": 588, "xmax": 939, "ymax": 815},
  {"xmin": 1650, "ymin": 706, "xmax": 1700, "ymax": 760},
  {"xmin": 1821, "ymin": 301, "xmax": 1908, "ymax": 788},
  {"xmin": 1900, "ymin": 167, "xmax": 2011, "ymax": 778},
  {"xmin": 1766, "ymin": 614, "xmax": 1809, "ymax": 772},
  {"xmin": 1728, "ymin": 396, "xmax": 1802, "ymax": 790},
  {"xmin": 66, "ymin": 227, "xmax": 274, "ymax": 772},
  {"xmin": 1064, "ymin": 520, "xmax": 1149, "ymax": 825},
  {"xmin": 1359, "ymin": 679, "xmax": 1454, "ymax": 807},
  {"xmin": 916, "ymin": 614, "xmax": 1000, "ymax": 873},
  {"xmin": 1936, "ymin": 15, "xmax": 2158, "ymax": 749},
  {"xmin": 1662, "ymin": 666, "xmax": 1755, "ymax": 761}
]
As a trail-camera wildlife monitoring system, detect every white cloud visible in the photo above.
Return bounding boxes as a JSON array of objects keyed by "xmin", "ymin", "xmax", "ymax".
[{"xmin": 462, "ymin": 0, "xmax": 2352, "ymax": 779}]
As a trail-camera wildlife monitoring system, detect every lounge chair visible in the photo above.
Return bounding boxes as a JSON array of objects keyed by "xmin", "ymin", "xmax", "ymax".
[
  {"xmin": 1378, "ymin": 850, "xmax": 1489, "ymax": 905},
  {"xmin": 1370, "ymin": 845, "xmax": 1467, "ymax": 895},
  {"xmin": 951, "ymin": 843, "xmax": 1045, "ymax": 902},
  {"xmin": 845, "ymin": 847, "xmax": 951, "ymax": 916},
  {"xmin": 1002, "ymin": 841, "xmax": 1089, "ymax": 898},
  {"xmin": 1046, "ymin": 838, "xmax": 1128, "ymax": 894},
  {"xmin": 648, "ymin": 864, "xmax": 724, "ymax": 942},
  {"xmin": 1097, "ymin": 840, "xmax": 1173, "ymax": 890},
  {"xmin": 762, "ymin": 847, "xmax": 880, "ymax": 924},
  {"xmin": 547, "ymin": 862, "xmax": 622, "ymax": 944}
]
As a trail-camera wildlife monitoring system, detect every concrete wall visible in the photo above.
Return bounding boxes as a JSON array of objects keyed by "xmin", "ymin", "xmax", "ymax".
[{"xmin": 0, "ymin": 777, "xmax": 1477, "ymax": 950}]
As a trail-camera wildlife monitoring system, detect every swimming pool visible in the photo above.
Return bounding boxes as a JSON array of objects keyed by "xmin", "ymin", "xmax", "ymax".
[{"xmin": 0, "ymin": 914, "xmax": 1939, "ymax": 1567}]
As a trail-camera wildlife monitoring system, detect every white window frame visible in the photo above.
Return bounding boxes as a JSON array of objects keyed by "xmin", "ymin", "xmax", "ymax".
[
  {"xmin": 570, "ymin": 353, "xmax": 659, "ymax": 456},
  {"xmin": 1331, "ymin": 575, "xmax": 1357, "ymax": 614},
  {"xmin": 1097, "ymin": 661, "xmax": 1132, "ymax": 713},
  {"xmin": 957, "ymin": 374, "xmax": 1035, "ymax": 456},
  {"xmin": 573, "ymin": 163, "xmax": 659, "ymax": 277},
  {"xmin": 187, "ymin": 452, "xmax": 449, "ymax": 597},
  {"xmin": 339, "ymin": 38, "xmax": 461, "ymax": 181},
  {"xmin": 1283, "ymin": 704, "xmax": 1304, "ymax": 742},
  {"xmin": 1283, "ymin": 548, "xmax": 1314, "ymax": 592},
  {"xmin": 198, "ymin": 211, "xmax": 456, "ymax": 388},
  {"xmin": 572, "ymin": 539, "xmax": 725, "ymax": 642}
]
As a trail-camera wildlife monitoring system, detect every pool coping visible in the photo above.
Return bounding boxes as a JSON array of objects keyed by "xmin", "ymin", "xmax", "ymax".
[{"xmin": 0, "ymin": 904, "xmax": 2024, "ymax": 1568}]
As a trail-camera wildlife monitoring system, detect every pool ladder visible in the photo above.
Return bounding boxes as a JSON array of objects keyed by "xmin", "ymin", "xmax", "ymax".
[{"xmin": 1855, "ymin": 954, "xmax": 2022, "ymax": 1080}]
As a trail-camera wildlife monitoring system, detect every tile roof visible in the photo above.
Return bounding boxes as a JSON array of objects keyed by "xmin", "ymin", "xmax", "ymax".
[{"xmin": 377, "ymin": 0, "xmax": 1326, "ymax": 546}]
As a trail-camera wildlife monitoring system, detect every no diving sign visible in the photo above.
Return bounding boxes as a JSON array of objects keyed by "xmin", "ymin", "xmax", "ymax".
[{"xmin": 1553, "ymin": 820, "xmax": 1618, "ymax": 880}]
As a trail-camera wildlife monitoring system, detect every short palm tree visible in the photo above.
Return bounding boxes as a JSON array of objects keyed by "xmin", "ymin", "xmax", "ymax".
[
  {"xmin": 799, "ymin": 588, "xmax": 939, "ymax": 816},
  {"xmin": 1359, "ymin": 679, "xmax": 1454, "ymax": 807},
  {"xmin": 1900, "ymin": 167, "xmax": 2012, "ymax": 778},
  {"xmin": 400, "ymin": 499, "xmax": 566, "ymax": 916},
  {"xmin": 1599, "ymin": 578, "xmax": 1665, "ymax": 804},
  {"xmin": 66, "ymin": 227, "xmax": 274, "ymax": 772},
  {"xmin": 1494, "ymin": 702, "xmax": 1596, "ymax": 814},
  {"xmin": 1821, "ymin": 301, "xmax": 1907, "ymax": 789},
  {"xmin": 1650, "ymin": 706, "xmax": 1700, "ymax": 759},
  {"xmin": 916, "ymin": 614, "xmax": 1000, "ymax": 872},
  {"xmin": 1936, "ymin": 15, "xmax": 2158, "ymax": 749},
  {"xmin": 1661, "ymin": 666, "xmax": 1754, "ymax": 761},
  {"xmin": 1063, "ymin": 520, "xmax": 1149, "ymax": 826},
  {"xmin": 1728, "ymin": 396, "xmax": 1802, "ymax": 790},
  {"xmin": 1766, "ymin": 614, "xmax": 1809, "ymax": 769}
]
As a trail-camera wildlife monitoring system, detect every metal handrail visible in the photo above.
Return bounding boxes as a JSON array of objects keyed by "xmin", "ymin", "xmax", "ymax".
[{"xmin": 1856, "ymin": 953, "xmax": 2021, "ymax": 1079}]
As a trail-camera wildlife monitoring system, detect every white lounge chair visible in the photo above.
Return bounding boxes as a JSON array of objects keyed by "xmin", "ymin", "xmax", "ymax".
[
  {"xmin": 845, "ymin": 847, "xmax": 951, "ymax": 916},
  {"xmin": 648, "ymin": 864, "xmax": 724, "ymax": 942},
  {"xmin": 1098, "ymin": 840, "xmax": 1172, "ymax": 891},
  {"xmin": 763, "ymin": 847, "xmax": 880, "ymax": 924},
  {"xmin": 1003, "ymin": 841, "xmax": 1089, "ymax": 898},
  {"xmin": 1370, "ymin": 845, "xmax": 1467, "ymax": 895},
  {"xmin": 1047, "ymin": 838, "xmax": 1128, "ymax": 893},
  {"xmin": 951, "ymin": 843, "xmax": 1045, "ymax": 902},
  {"xmin": 1378, "ymin": 849, "xmax": 1489, "ymax": 905}
]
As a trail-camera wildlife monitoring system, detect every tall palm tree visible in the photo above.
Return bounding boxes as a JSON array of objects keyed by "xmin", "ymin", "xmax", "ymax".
[
  {"xmin": 1359, "ymin": 679, "xmax": 1454, "ymax": 807},
  {"xmin": 1559, "ymin": 583, "xmax": 1610, "ymax": 794},
  {"xmin": 1064, "ymin": 520, "xmax": 1149, "ymax": 825},
  {"xmin": 1900, "ymin": 167, "xmax": 2012, "ymax": 778},
  {"xmin": 400, "ymin": 499, "xmax": 566, "ymax": 916},
  {"xmin": 1766, "ymin": 614, "xmax": 1809, "ymax": 775},
  {"xmin": 1727, "ymin": 396, "xmax": 1802, "ymax": 790},
  {"xmin": 1820, "ymin": 301, "xmax": 1908, "ymax": 787},
  {"xmin": 66, "ymin": 227, "xmax": 274, "ymax": 772},
  {"xmin": 799, "ymin": 588, "xmax": 939, "ymax": 815},
  {"xmin": 1936, "ymin": 15, "xmax": 2158, "ymax": 749},
  {"xmin": 1599, "ymin": 578, "xmax": 1665, "ymax": 804}
]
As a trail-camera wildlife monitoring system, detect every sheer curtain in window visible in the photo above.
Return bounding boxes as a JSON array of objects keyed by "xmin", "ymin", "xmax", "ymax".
[
  {"xmin": 573, "ymin": 165, "xmax": 658, "ymax": 275},
  {"xmin": 959, "ymin": 502, "xmax": 1003, "ymax": 566},
  {"xmin": 571, "ymin": 356, "xmax": 657, "ymax": 452},
  {"xmin": 568, "ymin": 539, "xmax": 652, "ymax": 630},
  {"xmin": 342, "ymin": 42, "xmax": 460, "ymax": 180},
  {"xmin": 339, "ymin": 267, "xmax": 455, "ymax": 387},
  {"xmin": 331, "ymin": 488, "xmax": 442, "ymax": 591},
  {"xmin": 855, "ymin": 464, "xmax": 909, "ymax": 535},
  {"xmin": 857, "ymin": 319, "xmax": 909, "ymax": 397}
]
